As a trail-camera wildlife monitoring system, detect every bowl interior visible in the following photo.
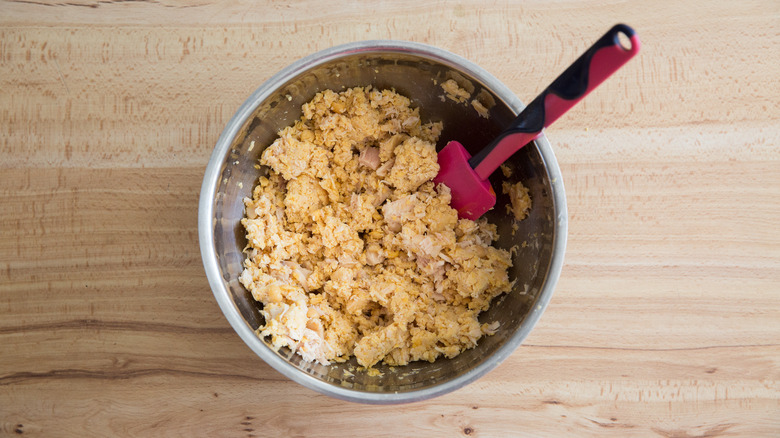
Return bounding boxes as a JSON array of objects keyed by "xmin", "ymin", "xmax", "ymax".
[{"xmin": 207, "ymin": 47, "xmax": 560, "ymax": 398}]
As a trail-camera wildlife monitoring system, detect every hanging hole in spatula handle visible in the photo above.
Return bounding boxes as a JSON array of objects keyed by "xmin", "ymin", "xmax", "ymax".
[{"xmin": 616, "ymin": 28, "xmax": 634, "ymax": 51}]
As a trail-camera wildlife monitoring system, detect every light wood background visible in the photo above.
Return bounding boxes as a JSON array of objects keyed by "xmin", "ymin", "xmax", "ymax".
[{"xmin": 1, "ymin": 0, "xmax": 778, "ymax": 436}]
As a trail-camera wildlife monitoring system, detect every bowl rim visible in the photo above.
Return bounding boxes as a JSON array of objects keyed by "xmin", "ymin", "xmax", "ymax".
[{"xmin": 198, "ymin": 39, "xmax": 568, "ymax": 404}]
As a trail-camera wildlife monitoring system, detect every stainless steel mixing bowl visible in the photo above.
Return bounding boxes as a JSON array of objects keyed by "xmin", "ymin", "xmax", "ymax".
[{"xmin": 199, "ymin": 40, "xmax": 567, "ymax": 403}]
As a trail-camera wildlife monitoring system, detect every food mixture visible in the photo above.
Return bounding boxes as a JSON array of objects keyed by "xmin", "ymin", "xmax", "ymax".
[
  {"xmin": 240, "ymin": 87, "xmax": 521, "ymax": 368},
  {"xmin": 503, "ymin": 181, "xmax": 532, "ymax": 221}
]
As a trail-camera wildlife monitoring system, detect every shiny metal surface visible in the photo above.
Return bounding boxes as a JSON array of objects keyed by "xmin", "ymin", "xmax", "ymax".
[{"xmin": 198, "ymin": 40, "xmax": 568, "ymax": 403}]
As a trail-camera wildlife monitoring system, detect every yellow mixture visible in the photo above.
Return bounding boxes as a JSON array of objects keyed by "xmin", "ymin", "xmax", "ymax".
[{"xmin": 240, "ymin": 87, "xmax": 515, "ymax": 368}]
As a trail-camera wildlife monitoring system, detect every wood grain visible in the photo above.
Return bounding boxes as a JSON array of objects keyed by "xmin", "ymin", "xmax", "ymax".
[{"xmin": 1, "ymin": 0, "xmax": 779, "ymax": 436}]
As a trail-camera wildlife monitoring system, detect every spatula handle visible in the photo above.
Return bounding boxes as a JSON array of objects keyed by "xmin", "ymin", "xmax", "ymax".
[{"xmin": 469, "ymin": 24, "xmax": 641, "ymax": 180}]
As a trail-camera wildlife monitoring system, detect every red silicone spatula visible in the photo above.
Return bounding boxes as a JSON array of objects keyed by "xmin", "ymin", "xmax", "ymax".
[{"xmin": 434, "ymin": 24, "xmax": 641, "ymax": 220}]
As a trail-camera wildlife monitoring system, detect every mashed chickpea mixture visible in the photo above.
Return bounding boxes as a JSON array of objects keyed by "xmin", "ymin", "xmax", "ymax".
[{"xmin": 240, "ymin": 87, "xmax": 515, "ymax": 368}]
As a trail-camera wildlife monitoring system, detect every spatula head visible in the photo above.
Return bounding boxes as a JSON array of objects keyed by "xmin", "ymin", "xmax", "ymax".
[{"xmin": 433, "ymin": 140, "xmax": 495, "ymax": 221}]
